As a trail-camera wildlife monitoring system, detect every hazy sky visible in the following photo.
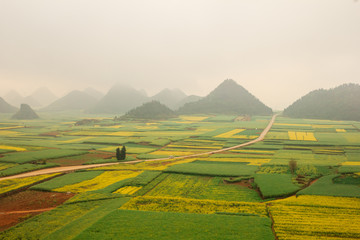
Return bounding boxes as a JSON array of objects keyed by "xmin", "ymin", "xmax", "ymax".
[{"xmin": 1, "ymin": 0, "xmax": 359, "ymax": 110}]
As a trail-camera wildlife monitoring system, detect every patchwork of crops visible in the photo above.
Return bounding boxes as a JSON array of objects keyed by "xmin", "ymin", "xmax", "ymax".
[
  {"xmin": 0, "ymin": 114, "xmax": 360, "ymax": 239},
  {"xmin": 53, "ymin": 171, "xmax": 142, "ymax": 193},
  {"xmin": 146, "ymin": 173, "xmax": 262, "ymax": 202},
  {"xmin": 0, "ymin": 173, "xmax": 60, "ymax": 195},
  {"xmin": 164, "ymin": 161, "xmax": 259, "ymax": 176},
  {"xmin": 122, "ymin": 196, "xmax": 267, "ymax": 216}
]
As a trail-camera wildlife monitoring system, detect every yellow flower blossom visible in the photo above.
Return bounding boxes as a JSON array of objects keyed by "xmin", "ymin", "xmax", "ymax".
[
  {"xmin": 214, "ymin": 129, "xmax": 245, "ymax": 138},
  {"xmin": 0, "ymin": 173, "xmax": 60, "ymax": 195},
  {"xmin": 0, "ymin": 145, "xmax": 26, "ymax": 151},
  {"xmin": 114, "ymin": 186, "xmax": 142, "ymax": 195}
]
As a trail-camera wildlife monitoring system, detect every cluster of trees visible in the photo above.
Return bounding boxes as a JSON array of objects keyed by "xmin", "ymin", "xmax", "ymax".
[{"xmin": 116, "ymin": 146, "xmax": 126, "ymax": 161}]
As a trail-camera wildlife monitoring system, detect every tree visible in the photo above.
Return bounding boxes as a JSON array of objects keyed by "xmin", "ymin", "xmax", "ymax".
[
  {"xmin": 289, "ymin": 159, "xmax": 297, "ymax": 174},
  {"xmin": 116, "ymin": 147, "xmax": 121, "ymax": 161},
  {"xmin": 120, "ymin": 146, "xmax": 126, "ymax": 160}
]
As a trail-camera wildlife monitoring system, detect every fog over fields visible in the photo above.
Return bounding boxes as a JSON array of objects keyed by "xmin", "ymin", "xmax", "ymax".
[{"xmin": 1, "ymin": 0, "xmax": 359, "ymax": 110}]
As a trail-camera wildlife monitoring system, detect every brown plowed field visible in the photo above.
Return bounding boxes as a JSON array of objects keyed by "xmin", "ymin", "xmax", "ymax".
[{"xmin": 0, "ymin": 190, "xmax": 74, "ymax": 231}]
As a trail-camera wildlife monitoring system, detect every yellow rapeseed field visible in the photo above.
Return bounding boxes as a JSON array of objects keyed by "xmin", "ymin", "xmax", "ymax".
[
  {"xmin": 288, "ymin": 131, "xmax": 317, "ymax": 141},
  {"xmin": 121, "ymin": 196, "xmax": 268, "ymax": 216},
  {"xmin": 0, "ymin": 145, "xmax": 26, "ymax": 152},
  {"xmin": 342, "ymin": 162, "xmax": 360, "ymax": 166},
  {"xmin": 0, "ymin": 163, "xmax": 15, "ymax": 171},
  {"xmin": 0, "ymin": 126, "xmax": 23, "ymax": 130},
  {"xmin": 0, "ymin": 131, "xmax": 22, "ymax": 136},
  {"xmin": 54, "ymin": 171, "xmax": 142, "ymax": 193},
  {"xmin": 336, "ymin": 129, "xmax": 346, "ymax": 132},
  {"xmin": 60, "ymin": 136, "xmax": 94, "ymax": 143},
  {"xmin": 269, "ymin": 195, "xmax": 360, "ymax": 240},
  {"xmin": 114, "ymin": 186, "xmax": 142, "ymax": 195},
  {"xmin": 179, "ymin": 116, "xmax": 209, "ymax": 122},
  {"xmin": 214, "ymin": 129, "xmax": 245, "ymax": 138},
  {"xmin": 0, "ymin": 173, "xmax": 60, "ymax": 195}
]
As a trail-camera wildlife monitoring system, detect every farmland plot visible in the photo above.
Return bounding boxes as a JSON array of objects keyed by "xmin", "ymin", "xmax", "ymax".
[
  {"xmin": 146, "ymin": 173, "xmax": 262, "ymax": 202},
  {"xmin": 269, "ymin": 195, "xmax": 360, "ymax": 240},
  {"xmin": 73, "ymin": 210, "xmax": 275, "ymax": 240}
]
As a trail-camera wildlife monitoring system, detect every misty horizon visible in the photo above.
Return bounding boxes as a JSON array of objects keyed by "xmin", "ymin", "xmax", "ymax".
[
  {"xmin": 2, "ymin": 80, "xmax": 359, "ymax": 111},
  {"xmin": 1, "ymin": 0, "xmax": 360, "ymax": 110}
]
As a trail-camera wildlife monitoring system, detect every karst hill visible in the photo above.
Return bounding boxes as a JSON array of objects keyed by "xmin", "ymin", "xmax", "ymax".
[
  {"xmin": 178, "ymin": 79, "xmax": 273, "ymax": 115},
  {"xmin": 284, "ymin": 83, "xmax": 360, "ymax": 121}
]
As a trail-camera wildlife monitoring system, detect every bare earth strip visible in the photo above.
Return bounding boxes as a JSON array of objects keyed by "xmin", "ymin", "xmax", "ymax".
[
  {"xmin": 0, "ymin": 114, "xmax": 278, "ymax": 181},
  {"xmin": 0, "ymin": 208, "xmax": 55, "ymax": 215}
]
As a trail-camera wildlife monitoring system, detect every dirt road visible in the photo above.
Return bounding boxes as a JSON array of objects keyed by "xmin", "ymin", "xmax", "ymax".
[
  {"xmin": 0, "ymin": 114, "xmax": 278, "ymax": 181},
  {"xmin": 0, "ymin": 208, "xmax": 55, "ymax": 215}
]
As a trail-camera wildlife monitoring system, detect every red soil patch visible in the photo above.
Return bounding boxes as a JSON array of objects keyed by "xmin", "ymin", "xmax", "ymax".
[
  {"xmin": 0, "ymin": 190, "xmax": 74, "ymax": 231},
  {"xmin": 48, "ymin": 151, "xmax": 114, "ymax": 166}
]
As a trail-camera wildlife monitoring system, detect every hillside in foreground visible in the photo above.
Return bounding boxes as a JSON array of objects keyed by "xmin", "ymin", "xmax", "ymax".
[
  {"xmin": 178, "ymin": 79, "xmax": 273, "ymax": 115},
  {"xmin": 284, "ymin": 83, "xmax": 360, "ymax": 121}
]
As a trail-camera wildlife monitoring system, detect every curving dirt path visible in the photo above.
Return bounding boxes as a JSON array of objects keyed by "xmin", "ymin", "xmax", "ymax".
[
  {"xmin": 0, "ymin": 208, "xmax": 55, "ymax": 215},
  {"xmin": 0, "ymin": 114, "xmax": 279, "ymax": 181}
]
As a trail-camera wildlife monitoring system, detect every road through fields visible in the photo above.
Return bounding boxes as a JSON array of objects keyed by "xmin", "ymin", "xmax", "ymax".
[{"xmin": 0, "ymin": 114, "xmax": 279, "ymax": 181}]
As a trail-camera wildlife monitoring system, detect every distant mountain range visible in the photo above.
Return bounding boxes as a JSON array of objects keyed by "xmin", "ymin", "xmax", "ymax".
[
  {"xmin": 83, "ymin": 87, "xmax": 105, "ymax": 100},
  {"xmin": 178, "ymin": 79, "xmax": 273, "ymax": 115},
  {"xmin": 151, "ymin": 88, "xmax": 187, "ymax": 110},
  {"xmin": 4, "ymin": 87, "xmax": 57, "ymax": 108},
  {"xmin": 42, "ymin": 90, "xmax": 98, "ymax": 111},
  {"xmin": 0, "ymin": 97, "xmax": 18, "ymax": 113},
  {"xmin": 86, "ymin": 84, "xmax": 150, "ymax": 114},
  {"xmin": 2, "ymin": 82, "xmax": 360, "ymax": 121},
  {"xmin": 283, "ymin": 83, "xmax": 360, "ymax": 121}
]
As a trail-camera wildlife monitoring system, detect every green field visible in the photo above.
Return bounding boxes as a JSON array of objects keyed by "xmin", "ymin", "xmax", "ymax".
[
  {"xmin": 164, "ymin": 161, "xmax": 258, "ymax": 176},
  {"xmin": 146, "ymin": 173, "xmax": 262, "ymax": 202},
  {"xmin": 73, "ymin": 210, "xmax": 275, "ymax": 240},
  {"xmin": 0, "ymin": 114, "xmax": 360, "ymax": 239},
  {"xmin": 254, "ymin": 174, "xmax": 301, "ymax": 198}
]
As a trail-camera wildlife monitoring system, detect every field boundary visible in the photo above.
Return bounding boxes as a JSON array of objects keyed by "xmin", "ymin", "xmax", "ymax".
[{"xmin": 0, "ymin": 114, "xmax": 278, "ymax": 181}]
